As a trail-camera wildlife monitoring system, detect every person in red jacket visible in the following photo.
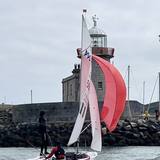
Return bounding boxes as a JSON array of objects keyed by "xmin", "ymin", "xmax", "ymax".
[{"xmin": 46, "ymin": 142, "xmax": 65, "ymax": 160}]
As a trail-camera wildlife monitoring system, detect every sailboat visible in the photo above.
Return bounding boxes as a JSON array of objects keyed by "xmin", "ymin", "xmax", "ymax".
[
  {"xmin": 66, "ymin": 12, "xmax": 126, "ymax": 160},
  {"xmin": 29, "ymin": 11, "xmax": 126, "ymax": 160}
]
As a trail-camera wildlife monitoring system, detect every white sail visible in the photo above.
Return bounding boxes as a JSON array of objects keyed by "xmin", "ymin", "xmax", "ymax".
[
  {"xmin": 68, "ymin": 54, "xmax": 91, "ymax": 146},
  {"xmin": 89, "ymin": 81, "xmax": 102, "ymax": 152},
  {"xmin": 81, "ymin": 15, "xmax": 91, "ymax": 52},
  {"xmin": 68, "ymin": 14, "xmax": 92, "ymax": 146}
]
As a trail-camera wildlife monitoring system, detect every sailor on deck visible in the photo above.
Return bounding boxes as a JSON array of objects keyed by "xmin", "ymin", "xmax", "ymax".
[{"xmin": 45, "ymin": 142, "xmax": 65, "ymax": 160}]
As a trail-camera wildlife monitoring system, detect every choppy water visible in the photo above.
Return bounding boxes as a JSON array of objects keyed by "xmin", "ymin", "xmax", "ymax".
[{"xmin": 0, "ymin": 147, "xmax": 160, "ymax": 160}]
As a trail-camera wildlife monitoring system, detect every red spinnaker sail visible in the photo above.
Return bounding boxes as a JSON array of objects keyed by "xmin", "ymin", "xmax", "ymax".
[{"xmin": 93, "ymin": 55, "xmax": 126, "ymax": 132}]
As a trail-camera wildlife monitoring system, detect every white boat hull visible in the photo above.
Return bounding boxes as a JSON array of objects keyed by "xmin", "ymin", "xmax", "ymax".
[
  {"xmin": 28, "ymin": 151, "xmax": 97, "ymax": 160},
  {"xmin": 28, "ymin": 156, "xmax": 47, "ymax": 160}
]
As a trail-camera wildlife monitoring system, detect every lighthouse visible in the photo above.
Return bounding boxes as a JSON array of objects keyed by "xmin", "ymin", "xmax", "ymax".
[
  {"xmin": 89, "ymin": 15, "xmax": 114, "ymax": 101},
  {"xmin": 89, "ymin": 15, "xmax": 114, "ymax": 60},
  {"xmin": 62, "ymin": 15, "xmax": 114, "ymax": 102}
]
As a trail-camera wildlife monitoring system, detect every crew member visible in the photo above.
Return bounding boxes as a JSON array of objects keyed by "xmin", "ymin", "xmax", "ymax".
[
  {"xmin": 39, "ymin": 111, "xmax": 49, "ymax": 155},
  {"xmin": 46, "ymin": 142, "xmax": 65, "ymax": 160}
]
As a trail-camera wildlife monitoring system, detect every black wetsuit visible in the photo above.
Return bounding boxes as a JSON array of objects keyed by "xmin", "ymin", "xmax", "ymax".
[{"xmin": 39, "ymin": 116, "xmax": 48, "ymax": 154}]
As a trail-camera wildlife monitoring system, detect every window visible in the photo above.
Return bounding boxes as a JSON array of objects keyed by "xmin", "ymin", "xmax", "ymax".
[{"xmin": 98, "ymin": 82, "xmax": 103, "ymax": 90}]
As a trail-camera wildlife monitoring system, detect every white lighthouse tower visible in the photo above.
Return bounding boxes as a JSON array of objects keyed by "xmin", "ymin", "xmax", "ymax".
[{"xmin": 89, "ymin": 15, "xmax": 114, "ymax": 101}]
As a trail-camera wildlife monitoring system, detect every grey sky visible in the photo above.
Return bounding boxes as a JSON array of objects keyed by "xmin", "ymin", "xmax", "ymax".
[{"xmin": 0, "ymin": 0, "xmax": 160, "ymax": 104}]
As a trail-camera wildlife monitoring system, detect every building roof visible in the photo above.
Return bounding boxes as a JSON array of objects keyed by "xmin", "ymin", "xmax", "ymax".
[
  {"xmin": 89, "ymin": 15, "xmax": 106, "ymax": 37},
  {"xmin": 89, "ymin": 26, "xmax": 106, "ymax": 37}
]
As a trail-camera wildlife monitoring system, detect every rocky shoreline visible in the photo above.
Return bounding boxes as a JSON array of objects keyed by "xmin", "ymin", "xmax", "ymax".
[{"xmin": 0, "ymin": 119, "xmax": 160, "ymax": 147}]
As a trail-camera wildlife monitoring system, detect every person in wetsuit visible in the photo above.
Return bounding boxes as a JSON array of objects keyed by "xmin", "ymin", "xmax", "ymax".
[
  {"xmin": 39, "ymin": 111, "xmax": 49, "ymax": 155},
  {"xmin": 46, "ymin": 142, "xmax": 65, "ymax": 160}
]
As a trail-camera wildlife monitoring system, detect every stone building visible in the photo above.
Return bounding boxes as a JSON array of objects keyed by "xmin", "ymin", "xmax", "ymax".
[{"xmin": 62, "ymin": 16, "xmax": 114, "ymax": 102}]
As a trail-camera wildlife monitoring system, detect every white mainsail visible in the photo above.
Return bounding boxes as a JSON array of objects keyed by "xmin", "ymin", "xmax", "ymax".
[
  {"xmin": 89, "ymin": 81, "xmax": 102, "ymax": 152},
  {"xmin": 68, "ymin": 14, "xmax": 92, "ymax": 146},
  {"xmin": 68, "ymin": 14, "xmax": 102, "ymax": 152},
  {"xmin": 68, "ymin": 54, "xmax": 91, "ymax": 146}
]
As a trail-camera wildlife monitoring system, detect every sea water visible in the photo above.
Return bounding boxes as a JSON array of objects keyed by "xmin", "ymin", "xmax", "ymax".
[{"xmin": 0, "ymin": 146, "xmax": 160, "ymax": 160}]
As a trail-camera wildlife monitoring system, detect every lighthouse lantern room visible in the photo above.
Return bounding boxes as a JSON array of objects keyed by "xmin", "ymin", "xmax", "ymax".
[{"xmin": 89, "ymin": 15, "xmax": 114, "ymax": 61}]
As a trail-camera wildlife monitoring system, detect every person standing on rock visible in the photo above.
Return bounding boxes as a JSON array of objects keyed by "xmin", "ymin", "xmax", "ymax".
[
  {"xmin": 143, "ymin": 110, "xmax": 150, "ymax": 120},
  {"xmin": 39, "ymin": 111, "xmax": 49, "ymax": 156}
]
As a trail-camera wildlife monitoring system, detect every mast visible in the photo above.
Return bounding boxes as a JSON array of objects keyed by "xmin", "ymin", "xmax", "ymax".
[
  {"xmin": 128, "ymin": 65, "xmax": 130, "ymax": 103},
  {"xmin": 159, "ymin": 72, "xmax": 160, "ymax": 116},
  {"xmin": 31, "ymin": 89, "xmax": 33, "ymax": 104},
  {"xmin": 143, "ymin": 81, "xmax": 145, "ymax": 114},
  {"xmin": 81, "ymin": 9, "xmax": 87, "ymax": 49},
  {"xmin": 158, "ymin": 36, "xmax": 160, "ymax": 119},
  {"xmin": 76, "ymin": 9, "xmax": 88, "ymax": 154},
  {"xmin": 127, "ymin": 65, "xmax": 132, "ymax": 120}
]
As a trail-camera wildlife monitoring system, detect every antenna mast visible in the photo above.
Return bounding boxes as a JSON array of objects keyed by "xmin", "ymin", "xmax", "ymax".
[
  {"xmin": 31, "ymin": 90, "xmax": 33, "ymax": 104},
  {"xmin": 127, "ymin": 65, "xmax": 132, "ymax": 120},
  {"xmin": 143, "ymin": 81, "xmax": 145, "ymax": 114},
  {"xmin": 158, "ymin": 36, "xmax": 160, "ymax": 120}
]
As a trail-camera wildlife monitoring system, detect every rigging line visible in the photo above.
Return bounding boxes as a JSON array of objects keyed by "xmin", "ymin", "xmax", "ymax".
[
  {"xmin": 147, "ymin": 75, "xmax": 159, "ymax": 112},
  {"xmin": 124, "ymin": 67, "xmax": 128, "ymax": 81},
  {"xmin": 130, "ymin": 67, "xmax": 141, "ymax": 101},
  {"xmin": 76, "ymin": 123, "xmax": 91, "ymax": 153},
  {"xmin": 47, "ymin": 132, "xmax": 53, "ymax": 147},
  {"xmin": 12, "ymin": 129, "xmax": 47, "ymax": 158},
  {"xmin": 81, "ymin": 123, "xmax": 91, "ymax": 135},
  {"xmin": 12, "ymin": 123, "xmax": 41, "ymax": 151},
  {"xmin": 26, "ymin": 139, "xmax": 39, "ymax": 150},
  {"xmin": 81, "ymin": 42, "xmax": 92, "ymax": 53},
  {"xmin": 45, "ymin": 119, "xmax": 52, "ymax": 146},
  {"xmin": 26, "ymin": 139, "xmax": 46, "ymax": 158},
  {"xmin": 127, "ymin": 65, "xmax": 132, "ymax": 120}
]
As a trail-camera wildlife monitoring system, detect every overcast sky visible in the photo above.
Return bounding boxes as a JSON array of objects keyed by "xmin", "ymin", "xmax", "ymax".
[{"xmin": 0, "ymin": 0, "xmax": 160, "ymax": 105}]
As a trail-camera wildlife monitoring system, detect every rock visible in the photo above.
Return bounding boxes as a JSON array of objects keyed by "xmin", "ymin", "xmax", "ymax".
[
  {"xmin": 1, "ymin": 118, "xmax": 160, "ymax": 147},
  {"xmin": 126, "ymin": 139, "xmax": 140, "ymax": 145},
  {"xmin": 130, "ymin": 122, "xmax": 137, "ymax": 128},
  {"xmin": 155, "ymin": 131, "xmax": 160, "ymax": 136},
  {"xmin": 0, "ymin": 124, "xmax": 5, "ymax": 129},
  {"xmin": 138, "ymin": 126, "xmax": 148, "ymax": 131},
  {"xmin": 132, "ymin": 133, "xmax": 140, "ymax": 138},
  {"xmin": 103, "ymin": 134, "xmax": 116, "ymax": 145},
  {"xmin": 124, "ymin": 125, "xmax": 132, "ymax": 131},
  {"xmin": 117, "ymin": 139, "xmax": 127, "ymax": 146}
]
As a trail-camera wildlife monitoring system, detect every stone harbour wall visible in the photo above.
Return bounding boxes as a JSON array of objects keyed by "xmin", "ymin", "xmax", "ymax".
[
  {"xmin": 12, "ymin": 102, "xmax": 80, "ymax": 123},
  {"xmin": 1, "ymin": 119, "xmax": 160, "ymax": 147},
  {"xmin": 0, "ymin": 101, "xmax": 160, "ymax": 147}
]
